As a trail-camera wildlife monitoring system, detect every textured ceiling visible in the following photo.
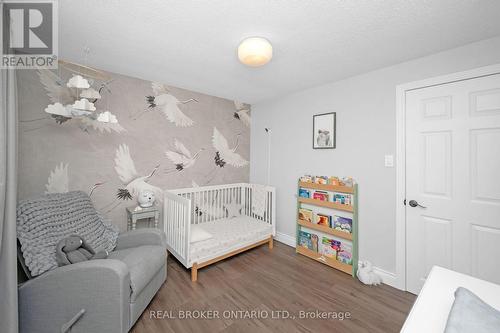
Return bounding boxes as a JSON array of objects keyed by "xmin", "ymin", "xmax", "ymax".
[{"xmin": 59, "ymin": 0, "xmax": 500, "ymax": 103}]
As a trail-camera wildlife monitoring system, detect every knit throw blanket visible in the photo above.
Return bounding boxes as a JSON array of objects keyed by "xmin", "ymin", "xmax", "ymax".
[{"xmin": 17, "ymin": 191, "xmax": 119, "ymax": 277}]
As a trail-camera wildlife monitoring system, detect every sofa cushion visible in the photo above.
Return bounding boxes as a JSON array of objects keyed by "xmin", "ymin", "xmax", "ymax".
[
  {"xmin": 108, "ymin": 245, "xmax": 166, "ymax": 301},
  {"xmin": 445, "ymin": 287, "xmax": 500, "ymax": 333}
]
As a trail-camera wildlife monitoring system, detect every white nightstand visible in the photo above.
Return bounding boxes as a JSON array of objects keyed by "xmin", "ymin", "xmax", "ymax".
[{"xmin": 126, "ymin": 206, "xmax": 160, "ymax": 230}]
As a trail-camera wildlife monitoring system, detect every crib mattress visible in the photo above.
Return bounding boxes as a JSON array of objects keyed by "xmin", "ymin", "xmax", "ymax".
[{"xmin": 190, "ymin": 216, "xmax": 273, "ymax": 265}]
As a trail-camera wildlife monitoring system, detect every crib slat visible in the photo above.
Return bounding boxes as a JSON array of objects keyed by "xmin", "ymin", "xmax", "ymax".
[
  {"xmin": 207, "ymin": 190, "xmax": 210, "ymax": 223},
  {"xmin": 212, "ymin": 189, "xmax": 216, "ymax": 220},
  {"xmin": 218, "ymin": 188, "xmax": 222, "ymax": 219},
  {"xmin": 222, "ymin": 188, "xmax": 226, "ymax": 218},
  {"xmin": 246, "ymin": 186, "xmax": 249, "ymax": 216},
  {"xmin": 245, "ymin": 186, "xmax": 249, "ymax": 216},
  {"xmin": 204, "ymin": 190, "xmax": 208, "ymax": 223},
  {"xmin": 205, "ymin": 190, "xmax": 209, "ymax": 223},
  {"xmin": 200, "ymin": 190, "xmax": 203, "ymax": 224},
  {"xmin": 211, "ymin": 189, "xmax": 215, "ymax": 222},
  {"xmin": 195, "ymin": 191, "xmax": 199, "ymax": 225}
]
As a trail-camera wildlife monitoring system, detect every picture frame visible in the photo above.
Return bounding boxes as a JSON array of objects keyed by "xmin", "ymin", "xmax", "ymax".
[{"xmin": 313, "ymin": 112, "xmax": 336, "ymax": 149}]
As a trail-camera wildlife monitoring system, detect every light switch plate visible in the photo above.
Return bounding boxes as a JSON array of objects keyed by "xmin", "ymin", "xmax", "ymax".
[{"xmin": 384, "ymin": 155, "xmax": 394, "ymax": 167}]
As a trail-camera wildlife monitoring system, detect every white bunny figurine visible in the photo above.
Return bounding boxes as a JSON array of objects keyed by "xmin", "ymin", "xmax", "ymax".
[{"xmin": 356, "ymin": 261, "xmax": 382, "ymax": 285}]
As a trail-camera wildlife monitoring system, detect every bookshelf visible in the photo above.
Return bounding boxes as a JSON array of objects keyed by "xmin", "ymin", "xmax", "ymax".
[
  {"xmin": 296, "ymin": 180, "xmax": 358, "ymax": 277},
  {"xmin": 297, "ymin": 219, "xmax": 352, "ymax": 241},
  {"xmin": 298, "ymin": 197, "xmax": 354, "ymax": 212},
  {"xmin": 298, "ymin": 181, "xmax": 354, "ymax": 194}
]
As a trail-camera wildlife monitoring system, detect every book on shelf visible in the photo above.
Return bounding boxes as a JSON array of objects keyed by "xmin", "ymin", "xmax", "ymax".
[
  {"xmin": 332, "ymin": 215, "xmax": 353, "ymax": 234},
  {"xmin": 340, "ymin": 177, "xmax": 354, "ymax": 187},
  {"xmin": 311, "ymin": 234, "xmax": 318, "ymax": 252},
  {"xmin": 331, "ymin": 239, "xmax": 341, "ymax": 253},
  {"xmin": 300, "ymin": 175, "xmax": 355, "ymax": 187},
  {"xmin": 299, "ymin": 231, "xmax": 318, "ymax": 252},
  {"xmin": 333, "ymin": 193, "xmax": 352, "ymax": 205},
  {"xmin": 338, "ymin": 242, "xmax": 353, "ymax": 265},
  {"xmin": 299, "ymin": 231, "xmax": 312, "ymax": 250},
  {"xmin": 314, "ymin": 176, "xmax": 328, "ymax": 184},
  {"xmin": 299, "ymin": 188, "xmax": 311, "ymax": 198},
  {"xmin": 298, "ymin": 208, "xmax": 313, "ymax": 223},
  {"xmin": 313, "ymin": 190, "xmax": 329, "ymax": 201},
  {"xmin": 300, "ymin": 175, "xmax": 313, "ymax": 183},
  {"xmin": 328, "ymin": 177, "xmax": 340, "ymax": 186},
  {"xmin": 320, "ymin": 237, "xmax": 337, "ymax": 258},
  {"xmin": 314, "ymin": 213, "xmax": 331, "ymax": 227},
  {"xmin": 320, "ymin": 236, "xmax": 353, "ymax": 264}
]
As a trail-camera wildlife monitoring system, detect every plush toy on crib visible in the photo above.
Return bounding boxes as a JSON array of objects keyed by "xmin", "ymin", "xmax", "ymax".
[{"xmin": 356, "ymin": 261, "xmax": 382, "ymax": 286}]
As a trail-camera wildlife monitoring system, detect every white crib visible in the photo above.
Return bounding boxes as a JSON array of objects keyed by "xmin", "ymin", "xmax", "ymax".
[{"xmin": 164, "ymin": 183, "xmax": 276, "ymax": 281}]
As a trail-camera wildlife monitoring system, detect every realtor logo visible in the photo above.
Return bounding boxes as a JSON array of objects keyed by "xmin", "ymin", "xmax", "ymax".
[{"xmin": 1, "ymin": 0, "xmax": 58, "ymax": 68}]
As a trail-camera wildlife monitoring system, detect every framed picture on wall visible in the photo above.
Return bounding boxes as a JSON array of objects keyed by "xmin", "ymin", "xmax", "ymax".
[{"xmin": 313, "ymin": 112, "xmax": 336, "ymax": 149}]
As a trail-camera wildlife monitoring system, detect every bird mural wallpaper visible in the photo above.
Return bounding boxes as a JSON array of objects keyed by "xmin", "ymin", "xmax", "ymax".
[
  {"xmin": 45, "ymin": 163, "xmax": 105, "ymax": 197},
  {"xmin": 144, "ymin": 82, "xmax": 198, "ymax": 127},
  {"xmin": 233, "ymin": 101, "xmax": 251, "ymax": 127},
  {"xmin": 212, "ymin": 127, "xmax": 248, "ymax": 168},
  {"xmin": 17, "ymin": 65, "xmax": 250, "ymax": 231},
  {"xmin": 114, "ymin": 144, "xmax": 162, "ymax": 202},
  {"xmin": 165, "ymin": 139, "xmax": 204, "ymax": 173}
]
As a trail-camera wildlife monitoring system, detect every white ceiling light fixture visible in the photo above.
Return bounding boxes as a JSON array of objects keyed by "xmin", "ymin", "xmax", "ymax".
[{"xmin": 238, "ymin": 37, "xmax": 273, "ymax": 67}]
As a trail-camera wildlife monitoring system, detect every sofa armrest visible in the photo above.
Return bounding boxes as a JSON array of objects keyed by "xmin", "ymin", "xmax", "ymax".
[
  {"xmin": 115, "ymin": 228, "xmax": 166, "ymax": 251},
  {"xmin": 19, "ymin": 259, "xmax": 130, "ymax": 333}
]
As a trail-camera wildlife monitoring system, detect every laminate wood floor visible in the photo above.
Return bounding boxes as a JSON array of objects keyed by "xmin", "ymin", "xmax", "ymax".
[{"xmin": 131, "ymin": 242, "xmax": 415, "ymax": 333}]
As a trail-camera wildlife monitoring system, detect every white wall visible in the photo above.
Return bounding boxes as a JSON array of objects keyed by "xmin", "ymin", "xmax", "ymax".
[{"xmin": 250, "ymin": 36, "xmax": 500, "ymax": 276}]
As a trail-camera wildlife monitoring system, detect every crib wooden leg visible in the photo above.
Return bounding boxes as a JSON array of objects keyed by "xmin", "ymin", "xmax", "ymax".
[
  {"xmin": 191, "ymin": 263, "xmax": 198, "ymax": 282},
  {"xmin": 268, "ymin": 236, "xmax": 273, "ymax": 250}
]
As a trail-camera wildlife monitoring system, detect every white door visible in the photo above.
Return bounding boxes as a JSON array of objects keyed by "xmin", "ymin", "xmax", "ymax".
[{"xmin": 406, "ymin": 73, "xmax": 500, "ymax": 294}]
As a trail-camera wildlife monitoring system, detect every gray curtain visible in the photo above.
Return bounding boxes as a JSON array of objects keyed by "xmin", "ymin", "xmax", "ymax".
[{"xmin": 0, "ymin": 69, "xmax": 19, "ymax": 333}]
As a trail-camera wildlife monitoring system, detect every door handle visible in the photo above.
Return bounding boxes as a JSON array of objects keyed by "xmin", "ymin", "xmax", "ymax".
[{"xmin": 408, "ymin": 200, "xmax": 427, "ymax": 209}]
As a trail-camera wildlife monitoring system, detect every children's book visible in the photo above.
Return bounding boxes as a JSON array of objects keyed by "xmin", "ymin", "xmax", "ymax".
[
  {"xmin": 333, "ymin": 193, "xmax": 351, "ymax": 205},
  {"xmin": 340, "ymin": 177, "xmax": 354, "ymax": 187},
  {"xmin": 313, "ymin": 190, "xmax": 329, "ymax": 201},
  {"xmin": 298, "ymin": 208, "xmax": 313, "ymax": 223},
  {"xmin": 333, "ymin": 216, "xmax": 353, "ymax": 233},
  {"xmin": 337, "ymin": 251, "xmax": 352, "ymax": 265},
  {"xmin": 337, "ymin": 242, "xmax": 353, "ymax": 264},
  {"xmin": 299, "ymin": 231, "xmax": 312, "ymax": 250},
  {"xmin": 311, "ymin": 234, "xmax": 319, "ymax": 252},
  {"xmin": 315, "ymin": 213, "xmax": 330, "ymax": 227},
  {"xmin": 314, "ymin": 176, "xmax": 328, "ymax": 184},
  {"xmin": 340, "ymin": 241, "xmax": 352, "ymax": 254},
  {"xmin": 321, "ymin": 237, "xmax": 337, "ymax": 258},
  {"xmin": 300, "ymin": 175, "xmax": 313, "ymax": 183},
  {"xmin": 299, "ymin": 188, "xmax": 311, "ymax": 198},
  {"xmin": 331, "ymin": 240, "xmax": 341, "ymax": 252},
  {"xmin": 328, "ymin": 176, "xmax": 340, "ymax": 186}
]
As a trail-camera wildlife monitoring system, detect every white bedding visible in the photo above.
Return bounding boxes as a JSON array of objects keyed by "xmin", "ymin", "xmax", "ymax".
[{"xmin": 189, "ymin": 216, "xmax": 273, "ymax": 265}]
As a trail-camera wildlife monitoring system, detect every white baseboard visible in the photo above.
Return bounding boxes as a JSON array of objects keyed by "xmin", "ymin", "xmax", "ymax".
[
  {"xmin": 274, "ymin": 232, "xmax": 401, "ymax": 289},
  {"xmin": 371, "ymin": 266, "xmax": 398, "ymax": 289},
  {"xmin": 274, "ymin": 232, "xmax": 296, "ymax": 247},
  {"xmin": 355, "ymin": 262, "xmax": 399, "ymax": 289}
]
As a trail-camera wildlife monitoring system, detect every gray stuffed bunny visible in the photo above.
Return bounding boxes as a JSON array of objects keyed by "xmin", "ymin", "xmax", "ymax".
[{"xmin": 56, "ymin": 235, "xmax": 108, "ymax": 266}]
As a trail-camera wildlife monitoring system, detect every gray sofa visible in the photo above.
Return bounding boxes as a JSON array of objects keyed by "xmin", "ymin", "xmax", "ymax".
[
  {"xmin": 19, "ymin": 228, "xmax": 167, "ymax": 333},
  {"xmin": 16, "ymin": 191, "xmax": 167, "ymax": 333}
]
